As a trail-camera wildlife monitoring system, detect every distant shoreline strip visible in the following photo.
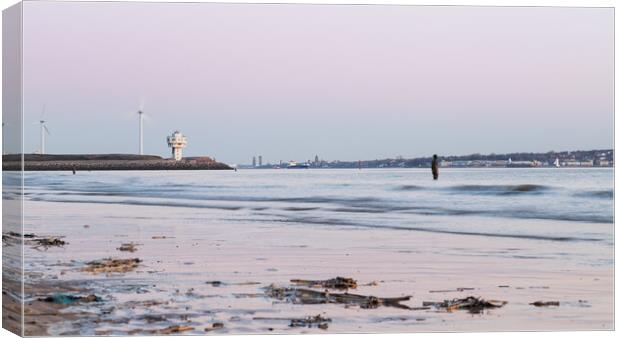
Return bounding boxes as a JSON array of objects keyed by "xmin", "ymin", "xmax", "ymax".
[{"xmin": 3, "ymin": 160, "xmax": 232, "ymax": 171}]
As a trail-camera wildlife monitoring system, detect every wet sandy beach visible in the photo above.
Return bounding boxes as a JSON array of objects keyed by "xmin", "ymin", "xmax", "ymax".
[{"xmin": 11, "ymin": 196, "xmax": 613, "ymax": 335}]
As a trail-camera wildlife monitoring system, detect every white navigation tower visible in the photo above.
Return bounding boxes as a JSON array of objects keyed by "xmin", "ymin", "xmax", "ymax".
[{"xmin": 167, "ymin": 131, "xmax": 187, "ymax": 161}]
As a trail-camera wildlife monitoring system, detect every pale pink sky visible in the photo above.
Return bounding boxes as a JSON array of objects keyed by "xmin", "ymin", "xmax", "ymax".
[{"xmin": 20, "ymin": 2, "xmax": 613, "ymax": 163}]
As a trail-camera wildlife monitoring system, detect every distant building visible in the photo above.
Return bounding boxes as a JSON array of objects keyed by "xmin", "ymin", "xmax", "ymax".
[
  {"xmin": 166, "ymin": 131, "xmax": 187, "ymax": 161},
  {"xmin": 252, "ymin": 156, "xmax": 256, "ymax": 167},
  {"xmin": 258, "ymin": 155, "xmax": 263, "ymax": 167},
  {"xmin": 562, "ymin": 160, "xmax": 577, "ymax": 167},
  {"xmin": 450, "ymin": 160, "xmax": 472, "ymax": 167},
  {"xmin": 506, "ymin": 158, "xmax": 536, "ymax": 167}
]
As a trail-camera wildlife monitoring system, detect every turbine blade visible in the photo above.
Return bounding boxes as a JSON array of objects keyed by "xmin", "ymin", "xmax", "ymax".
[
  {"xmin": 40, "ymin": 104, "xmax": 46, "ymax": 119},
  {"xmin": 44, "ymin": 125, "xmax": 51, "ymax": 135}
]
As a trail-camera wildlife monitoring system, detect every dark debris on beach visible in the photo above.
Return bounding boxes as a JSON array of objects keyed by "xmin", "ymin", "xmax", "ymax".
[
  {"xmin": 81, "ymin": 258, "xmax": 141, "ymax": 274},
  {"xmin": 265, "ymin": 284, "xmax": 412, "ymax": 310},
  {"xmin": 204, "ymin": 322, "xmax": 225, "ymax": 332},
  {"xmin": 423, "ymin": 296, "xmax": 507, "ymax": 314},
  {"xmin": 290, "ymin": 277, "xmax": 357, "ymax": 290},
  {"xmin": 117, "ymin": 243, "xmax": 140, "ymax": 252},
  {"xmin": 38, "ymin": 293, "xmax": 101, "ymax": 305},
  {"xmin": 2, "ymin": 231, "xmax": 67, "ymax": 250},
  {"xmin": 290, "ymin": 314, "xmax": 331, "ymax": 329},
  {"xmin": 530, "ymin": 301, "xmax": 560, "ymax": 307},
  {"xmin": 253, "ymin": 314, "xmax": 331, "ymax": 330}
]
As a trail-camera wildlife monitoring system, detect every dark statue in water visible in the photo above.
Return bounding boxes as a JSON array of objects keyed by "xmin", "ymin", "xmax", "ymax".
[{"xmin": 431, "ymin": 154, "xmax": 439, "ymax": 180}]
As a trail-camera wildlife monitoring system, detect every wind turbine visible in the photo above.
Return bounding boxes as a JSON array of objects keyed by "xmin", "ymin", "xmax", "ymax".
[
  {"xmin": 135, "ymin": 100, "xmax": 147, "ymax": 155},
  {"xmin": 35, "ymin": 105, "xmax": 50, "ymax": 154},
  {"xmin": 39, "ymin": 120, "xmax": 50, "ymax": 154},
  {"xmin": 2, "ymin": 122, "xmax": 6, "ymax": 155},
  {"xmin": 138, "ymin": 110, "xmax": 144, "ymax": 155}
]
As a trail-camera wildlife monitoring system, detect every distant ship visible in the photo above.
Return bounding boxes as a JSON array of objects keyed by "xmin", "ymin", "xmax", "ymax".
[{"xmin": 286, "ymin": 161, "xmax": 310, "ymax": 169}]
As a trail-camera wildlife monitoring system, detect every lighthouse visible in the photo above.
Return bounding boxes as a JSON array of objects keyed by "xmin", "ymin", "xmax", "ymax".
[{"xmin": 167, "ymin": 131, "xmax": 188, "ymax": 161}]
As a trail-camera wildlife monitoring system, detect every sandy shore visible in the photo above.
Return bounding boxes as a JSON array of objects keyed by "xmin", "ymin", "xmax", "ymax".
[{"xmin": 8, "ymin": 199, "xmax": 613, "ymax": 335}]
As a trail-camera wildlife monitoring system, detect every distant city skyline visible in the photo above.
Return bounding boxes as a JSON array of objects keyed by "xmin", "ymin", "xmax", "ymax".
[
  {"xmin": 14, "ymin": 2, "xmax": 613, "ymax": 164},
  {"xmin": 245, "ymin": 148, "xmax": 613, "ymax": 167}
]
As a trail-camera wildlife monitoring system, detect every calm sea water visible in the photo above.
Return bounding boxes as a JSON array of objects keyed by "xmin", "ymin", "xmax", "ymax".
[{"xmin": 23, "ymin": 168, "xmax": 613, "ymax": 245}]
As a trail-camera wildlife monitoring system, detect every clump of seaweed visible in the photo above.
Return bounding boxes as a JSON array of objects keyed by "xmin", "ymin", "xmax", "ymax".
[
  {"xmin": 290, "ymin": 277, "xmax": 357, "ymax": 290},
  {"xmin": 38, "ymin": 293, "xmax": 101, "ymax": 305},
  {"xmin": 117, "ymin": 243, "xmax": 140, "ymax": 252},
  {"xmin": 265, "ymin": 285, "xmax": 412, "ymax": 309},
  {"xmin": 530, "ymin": 301, "xmax": 560, "ymax": 307},
  {"xmin": 253, "ymin": 314, "xmax": 331, "ymax": 330},
  {"xmin": 81, "ymin": 258, "xmax": 141, "ymax": 274},
  {"xmin": 2, "ymin": 231, "xmax": 66, "ymax": 250},
  {"xmin": 32, "ymin": 237, "xmax": 67, "ymax": 250},
  {"xmin": 423, "ymin": 296, "xmax": 507, "ymax": 314},
  {"xmin": 204, "ymin": 322, "xmax": 224, "ymax": 332},
  {"xmin": 290, "ymin": 314, "xmax": 331, "ymax": 329},
  {"xmin": 125, "ymin": 325, "xmax": 194, "ymax": 335},
  {"xmin": 157, "ymin": 325, "xmax": 194, "ymax": 334}
]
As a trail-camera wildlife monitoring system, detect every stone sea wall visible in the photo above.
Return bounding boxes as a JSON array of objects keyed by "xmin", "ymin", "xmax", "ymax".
[{"xmin": 2, "ymin": 154, "xmax": 232, "ymax": 171}]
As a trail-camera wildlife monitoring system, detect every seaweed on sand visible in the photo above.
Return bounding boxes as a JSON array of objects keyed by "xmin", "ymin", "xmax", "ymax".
[
  {"xmin": 290, "ymin": 277, "xmax": 357, "ymax": 290},
  {"xmin": 2, "ymin": 231, "xmax": 66, "ymax": 250},
  {"xmin": 265, "ymin": 285, "xmax": 412, "ymax": 309},
  {"xmin": 38, "ymin": 293, "xmax": 101, "ymax": 305},
  {"xmin": 31, "ymin": 237, "xmax": 67, "ymax": 250},
  {"xmin": 423, "ymin": 296, "xmax": 507, "ymax": 314},
  {"xmin": 124, "ymin": 325, "xmax": 195, "ymax": 335},
  {"xmin": 204, "ymin": 322, "xmax": 224, "ymax": 332},
  {"xmin": 253, "ymin": 314, "xmax": 331, "ymax": 330},
  {"xmin": 157, "ymin": 325, "xmax": 194, "ymax": 334},
  {"xmin": 117, "ymin": 243, "xmax": 140, "ymax": 252},
  {"xmin": 290, "ymin": 314, "xmax": 331, "ymax": 329},
  {"xmin": 81, "ymin": 258, "xmax": 141, "ymax": 274},
  {"xmin": 530, "ymin": 301, "xmax": 560, "ymax": 307}
]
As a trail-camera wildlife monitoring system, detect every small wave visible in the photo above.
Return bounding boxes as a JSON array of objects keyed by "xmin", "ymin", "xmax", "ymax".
[
  {"xmin": 31, "ymin": 198, "xmax": 244, "ymax": 211},
  {"xmin": 331, "ymin": 207, "xmax": 386, "ymax": 214},
  {"xmin": 283, "ymin": 207, "xmax": 321, "ymax": 211},
  {"xmin": 450, "ymin": 184, "xmax": 550, "ymax": 195},
  {"xmin": 275, "ymin": 216, "xmax": 602, "ymax": 243},
  {"xmin": 395, "ymin": 185, "xmax": 425, "ymax": 191},
  {"xmin": 400, "ymin": 207, "xmax": 612, "ymax": 224},
  {"xmin": 30, "ymin": 192, "xmax": 612, "ymax": 224},
  {"xmin": 509, "ymin": 212, "xmax": 612, "ymax": 224},
  {"xmin": 574, "ymin": 190, "xmax": 613, "ymax": 199},
  {"xmin": 31, "ymin": 190, "xmax": 382, "ymax": 206}
]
